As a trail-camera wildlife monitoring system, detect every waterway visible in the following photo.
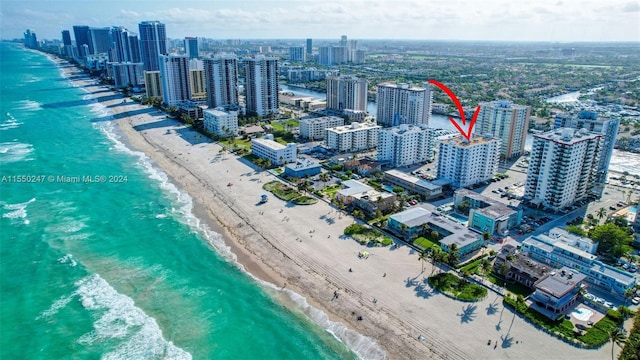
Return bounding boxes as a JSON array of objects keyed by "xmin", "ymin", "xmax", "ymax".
[{"xmin": 280, "ymin": 84, "xmax": 640, "ymax": 176}]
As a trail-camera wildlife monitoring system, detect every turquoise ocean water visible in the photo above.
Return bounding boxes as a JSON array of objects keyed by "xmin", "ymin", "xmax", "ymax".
[{"xmin": 0, "ymin": 43, "xmax": 368, "ymax": 359}]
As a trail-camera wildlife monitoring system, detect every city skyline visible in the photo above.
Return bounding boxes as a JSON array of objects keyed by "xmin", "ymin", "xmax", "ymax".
[{"xmin": 2, "ymin": 0, "xmax": 639, "ymax": 42}]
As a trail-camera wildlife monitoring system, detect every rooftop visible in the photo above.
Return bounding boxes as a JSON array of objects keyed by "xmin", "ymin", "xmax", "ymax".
[
  {"xmin": 300, "ymin": 116, "xmax": 344, "ymax": 124},
  {"xmin": 328, "ymin": 122, "xmax": 380, "ymax": 133},
  {"xmin": 385, "ymin": 170, "xmax": 441, "ymax": 191},
  {"xmin": 390, "ymin": 207, "xmax": 480, "ymax": 248},
  {"xmin": 252, "ymin": 137, "xmax": 287, "ymax": 150},
  {"xmin": 441, "ymin": 134, "xmax": 499, "ymax": 147},
  {"xmin": 534, "ymin": 127, "xmax": 603, "ymax": 145},
  {"xmin": 534, "ymin": 267, "xmax": 586, "ymax": 299},
  {"xmin": 284, "ymin": 158, "xmax": 321, "ymax": 171},
  {"xmin": 337, "ymin": 180, "xmax": 373, "ymax": 197},
  {"xmin": 455, "ymin": 189, "xmax": 518, "ymax": 220}
]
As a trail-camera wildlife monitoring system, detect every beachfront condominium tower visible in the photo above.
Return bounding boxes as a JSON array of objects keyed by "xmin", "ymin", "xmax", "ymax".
[
  {"xmin": 289, "ymin": 46, "xmax": 305, "ymax": 62},
  {"xmin": 23, "ymin": 29, "xmax": 38, "ymax": 49},
  {"xmin": 184, "ymin": 37, "xmax": 199, "ymax": 59},
  {"xmin": 376, "ymin": 82, "xmax": 432, "ymax": 127},
  {"xmin": 110, "ymin": 27, "xmax": 141, "ymax": 63},
  {"xmin": 306, "ymin": 38, "xmax": 312, "ymax": 55},
  {"xmin": 144, "ymin": 71, "xmax": 162, "ymax": 99},
  {"xmin": 437, "ymin": 135, "xmax": 501, "ymax": 188},
  {"xmin": 553, "ymin": 111, "xmax": 619, "ymax": 197},
  {"xmin": 244, "ymin": 57, "xmax": 279, "ymax": 118},
  {"xmin": 524, "ymin": 128, "xmax": 603, "ymax": 210},
  {"xmin": 474, "ymin": 100, "xmax": 531, "ymax": 159},
  {"xmin": 73, "ymin": 25, "xmax": 90, "ymax": 58},
  {"xmin": 158, "ymin": 54, "xmax": 191, "ymax": 106},
  {"xmin": 377, "ymin": 124, "xmax": 436, "ymax": 167},
  {"xmin": 190, "ymin": 68, "xmax": 206, "ymax": 103},
  {"xmin": 61, "ymin": 30, "xmax": 73, "ymax": 57},
  {"xmin": 138, "ymin": 21, "xmax": 167, "ymax": 71},
  {"xmin": 88, "ymin": 27, "xmax": 111, "ymax": 54},
  {"xmin": 326, "ymin": 75, "xmax": 367, "ymax": 113},
  {"xmin": 203, "ymin": 56, "xmax": 239, "ymax": 109}
]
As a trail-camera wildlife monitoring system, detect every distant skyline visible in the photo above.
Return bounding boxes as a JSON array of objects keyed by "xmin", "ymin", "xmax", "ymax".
[{"xmin": 1, "ymin": 0, "xmax": 639, "ymax": 42}]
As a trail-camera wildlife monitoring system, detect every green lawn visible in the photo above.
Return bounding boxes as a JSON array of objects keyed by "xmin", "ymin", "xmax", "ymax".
[
  {"xmin": 344, "ymin": 223, "xmax": 393, "ymax": 247},
  {"xmin": 428, "ymin": 273, "xmax": 487, "ymax": 301},
  {"xmin": 487, "ymin": 273, "xmax": 534, "ymax": 297},
  {"xmin": 262, "ymin": 181, "xmax": 317, "ymax": 205},
  {"xmin": 413, "ymin": 237, "xmax": 438, "ymax": 251}
]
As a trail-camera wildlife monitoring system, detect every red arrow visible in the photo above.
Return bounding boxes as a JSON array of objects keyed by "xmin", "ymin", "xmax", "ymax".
[{"xmin": 428, "ymin": 79, "xmax": 481, "ymax": 141}]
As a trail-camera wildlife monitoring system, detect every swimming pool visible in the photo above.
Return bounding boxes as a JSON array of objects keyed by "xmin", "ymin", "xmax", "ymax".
[{"xmin": 448, "ymin": 212, "xmax": 468, "ymax": 224}]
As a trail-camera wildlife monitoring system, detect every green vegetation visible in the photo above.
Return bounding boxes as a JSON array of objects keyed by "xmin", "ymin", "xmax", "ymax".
[
  {"xmin": 504, "ymin": 294, "xmax": 626, "ymax": 347},
  {"xmin": 618, "ymin": 311, "xmax": 640, "ymax": 360},
  {"xmin": 565, "ymin": 225, "xmax": 587, "ymax": 236},
  {"xmin": 343, "ymin": 223, "xmax": 393, "ymax": 247},
  {"xmin": 427, "ymin": 273, "xmax": 488, "ymax": 302},
  {"xmin": 413, "ymin": 237, "xmax": 438, "ymax": 251},
  {"xmin": 262, "ymin": 181, "xmax": 317, "ymax": 205},
  {"xmin": 590, "ymin": 222, "xmax": 634, "ymax": 258},
  {"xmin": 579, "ymin": 310, "xmax": 624, "ymax": 347},
  {"xmin": 487, "ymin": 273, "xmax": 534, "ymax": 297}
]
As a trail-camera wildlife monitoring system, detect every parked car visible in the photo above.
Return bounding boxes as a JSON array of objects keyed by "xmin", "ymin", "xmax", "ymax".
[{"xmin": 632, "ymin": 297, "xmax": 640, "ymax": 305}]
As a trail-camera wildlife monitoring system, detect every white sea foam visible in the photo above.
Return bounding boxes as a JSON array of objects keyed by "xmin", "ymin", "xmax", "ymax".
[
  {"xmin": 0, "ymin": 141, "xmax": 34, "ymax": 163},
  {"xmin": 16, "ymin": 99, "xmax": 42, "ymax": 111},
  {"xmin": 257, "ymin": 278, "xmax": 387, "ymax": 360},
  {"xmin": 36, "ymin": 293, "xmax": 75, "ymax": 320},
  {"xmin": 94, "ymin": 103, "xmax": 384, "ymax": 359},
  {"xmin": 2, "ymin": 197, "xmax": 35, "ymax": 225},
  {"xmin": 97, "ymin": 118, "xmax": 237, "ymax": 263},
  {"xmin": 58, "ymin": 253, "xmax": 78, "ymax": 267},
  {"xmin": 74, "ymin": 274, "xmax": 192, "ymax": 360},
  {"xmin": 0, "ymin": 113, "xmax": 23, "ymax": 131}
]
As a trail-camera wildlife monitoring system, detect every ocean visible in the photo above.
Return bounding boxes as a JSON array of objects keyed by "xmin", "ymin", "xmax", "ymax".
[{"xmin": 0, "ymin": 43, "xmax": 364, "ymax": 359}]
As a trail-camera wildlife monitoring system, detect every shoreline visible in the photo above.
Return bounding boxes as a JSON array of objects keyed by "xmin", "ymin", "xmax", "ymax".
[{"xmin": 50, "ymin": 54, "xmax": 615, "ymax": 360}]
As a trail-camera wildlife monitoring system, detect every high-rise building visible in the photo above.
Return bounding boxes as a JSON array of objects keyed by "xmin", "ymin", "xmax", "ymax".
[
  {"xmin": 111, "ymin": 62, "xmax": 144, "ymax": 89},
  {"xmin": 524, "ymin": 128, "xmax": 603, "ymax": 210},
  {"xmin": 437, "ymin": 135, "xmax": 500, "ymax": 188},
  {"xmin": 318, "ymin": 46, "xmax": 349, "ymax": 66},
  {"xmin": 306, "ymin": 38, "xmax": 312, "ymax": 55},
  {"xmin": 138, "ymin": 21, "xmax": 167, "ymax": 71},
  {"xmin": 189, "ymin": 68, "xmax": 206, "ymax": 103},
  {"xmin": 474, "ymin": 100, "xmax": 531, "ymax": 159},
  {"xmin": 377, "ymin": 124, "xmax": 436, "ymax": 167},
  {"xmin": 203, "ymin": 56, "xmax": 239, "ymax": 109},
  {"xmin": 144, "ymin": 71, "xmax": 162, "ymax": 98},
  {"xmin": 325, "ymin": 121, "xmax": 380, "ymax": 152},
  {"xmin": 554, "ymin": 111, "xmax": 619, "ymax": 197},
  {"xmin": 289, "ymin": 46, "xmax": 305, "ymax": 62},
  {"xmin": 73, "ymin": 25, "xmax": 90, "ymax": 58},
  {"xmin": 376, "ymin": 82, "xmax": 432, "ymax": 126},
  {"xmin": 184, "ymin": 37, "xmax": 199, "ymax": 59},
  {"xmin": 340, "ymin": 35, "xmax": 348, "ymax": 47},
  {"xmin": 23, "ymin": 29, "xmax": 38, "ymax": 49},
  {"xmin": 61, "ymin": 30, "xmax": 73, "ymax": 57},
  {"xmin": 326, "ymin": 75, "xmax": 367, "ymax": 112},
  {"xmin": 88, "ymin": 27, "xmax": 111, "ymax": 54},
  {"xmin": 158, "ymin": 54, "xmax": 191, "ymax": 106},
  {"xmin": 111, "ymin": 27, "xmax": 140, "ymax": 63},
  {"xmin": 352, "ymin": 49, "xmax": 366, "ymax": 64},
  {"xmin": 244, "ymin": 57, "xmax": 279, "ymax": 117},
  {"xmin": 61, "ymin": 30, "xmax": 72, "ymax": 46}
]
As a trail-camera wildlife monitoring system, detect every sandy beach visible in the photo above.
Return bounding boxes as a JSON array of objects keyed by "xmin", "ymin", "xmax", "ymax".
[{"xmin": 56, "ymin": 58, "xmax": 614, "ymax": 359}]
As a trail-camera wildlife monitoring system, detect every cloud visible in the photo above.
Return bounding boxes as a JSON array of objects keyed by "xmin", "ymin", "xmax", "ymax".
[{"xmin": 622, "ymin": 1, "xmax": 640, "ymax": 12}]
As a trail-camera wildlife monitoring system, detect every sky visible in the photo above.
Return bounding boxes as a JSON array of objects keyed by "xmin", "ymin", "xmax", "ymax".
[{"xmin": 1, "ymin": 0, "xmax": 639, "ymax": 42}]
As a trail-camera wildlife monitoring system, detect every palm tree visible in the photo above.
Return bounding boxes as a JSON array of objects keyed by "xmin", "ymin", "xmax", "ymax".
[
  {"xmin": 609, "ymin": 327, "xmax": 627, "ymax": 360},
  {"xmin": 418, "ymin": 250, "xmax": 428, "ymax": 273},
  {"xmin": 448, "ymin": 244, "xmax": 460, "ymax": 266},
  {"xmin": 597, "ymin": 207, "xmax": 607, "ymax": 222}
]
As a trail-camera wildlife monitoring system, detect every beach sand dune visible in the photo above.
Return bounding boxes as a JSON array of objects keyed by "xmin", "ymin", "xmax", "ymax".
[{"xmin": 57, "ymin": 60, "xmax": 612, "ymax": 359}]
